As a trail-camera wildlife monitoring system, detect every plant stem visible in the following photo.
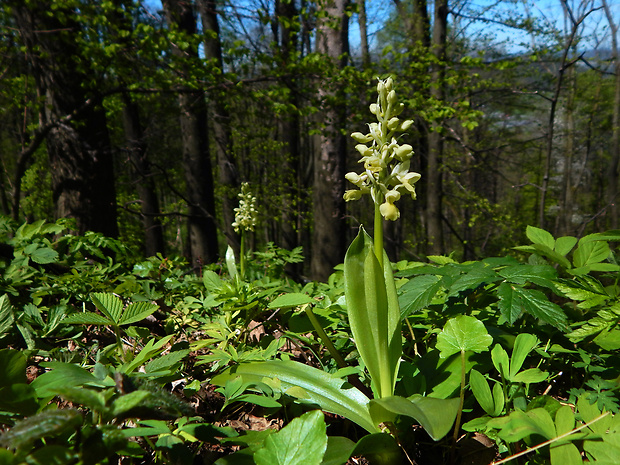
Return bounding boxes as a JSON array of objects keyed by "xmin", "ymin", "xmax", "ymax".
[
  {"xmin": 303, "ymin": 304, "xmax": 347, "ymax": 369},
  {"xmin": 451, "ymin": 349, "xmax": 467, "ymax": 464},
  {"xmin": 240, "ymin": 230, "xmax": 246, "ymax": 280},
  {"xmin": 374, "ymin": 203, "xmax": 383, "ymax": 266}
]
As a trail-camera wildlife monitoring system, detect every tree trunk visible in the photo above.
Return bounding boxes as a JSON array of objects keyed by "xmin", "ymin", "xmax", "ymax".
[
  {"xmin": 163, "ymin": 0, "xmax": 219, "ymax": 265},
  {"xmin": 121, "ymin": 93, "xmax": 165, "ymax": 256},
  {"xmin": 11, "ymin": 1, "xmax": 118, "ymax": 237},
  {"xmin": 197, "ymin": 0, "xmax": 239, "ymax": 247},
  {"xmin": 426, "ymin": 0, "xmax": 448, "ymax": 255},
  {"xmin": 357, "ymin": 0, "xmax": 370, "ymax": 67},
  {"xmin": 604, "ymin": 0, "xmax": 620, "ymax": 229},
  {"xmin": 311, "ymin": 0, "xmax": 349, "ymax": 281}
]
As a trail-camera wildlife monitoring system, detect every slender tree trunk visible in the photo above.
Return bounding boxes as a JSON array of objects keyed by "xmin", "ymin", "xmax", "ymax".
[
  {"xmin": 121, "ymin": 93, "xmax": 165, "ymax": 256},
  {"xmin": 197, "ymin": 0, "xmax": 239, "ymax": 247},
  {"xmin": 11, "ymin": 1, "xmax": 119, "ymax": 237},
  {"xmin": 426, "ymin": 0, "xmax": 448, "ymax": 255},
  {"xmin": 357, "ymin": 0, "xmax": 370, "ymax": 67},
  {"xmin": 604, "ymin": 0, "xmax": 620, "ymax": 228},
  {"xmin": 311, "ymin": 0, "xmax": 349, "ymax": 281},
  {"xmin": 163, "ymin": 0, "xmax": 218, "ymax": 265}
]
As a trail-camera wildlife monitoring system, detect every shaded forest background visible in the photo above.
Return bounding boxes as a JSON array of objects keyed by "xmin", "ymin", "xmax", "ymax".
[{"xmin": 1, "ymin": 0, "xmax": 619, "ymax": 281}]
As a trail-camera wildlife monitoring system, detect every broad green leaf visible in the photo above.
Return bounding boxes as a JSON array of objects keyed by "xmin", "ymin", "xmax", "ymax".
[
  {"xmin": 496, "ymin": 408, "xmax": 556, "ymax": 442},
  {"xmin": 254, "ymin": 410, "xmax": 327, "ymax": 465},
  {"xmin": 550, "ymin": 442, "xmax": 582, "ymax": 465},
  {"xmin": 61, "ymin": 312, "xmax": 113, "ymax": 326},
  {"xmin": 119, "ymin": 301, "xmax": 158, "ymax": 325},
  {"xmin": 0, "ymin": 383, "xmax": 39, "ymax": 415},
  {"xmin": 212, "ymin": 360, "xmax": 377, "ymax": 433},
  {"xmin": 446, "ymin": 266, "xmax": 500, "ymax": 297},
  {"xmin": 594, "ymin": 329, "xmax": 620, "ymax": 351},
  {"xmin": 498, "ymin": 264, "xmax": 557, "ymax": 288},
  {"xmin": 31, "ymin": 362, "xmax": 108, "ymax": 397},
  {"xmin": 0, "ymin": 349, "xmax": 27, "ymax": 387},
  {"xmin": 269, "ymin": 293, "xmax": 314, "ymax": 309},
  {"xmin": 91, "ymin": 293, "xmax": 124, "ymax": 325},
  {"xmin": 497, "ymin": 282, "xmax": 523, "ymax": 324},
  {"xmin": 112, "ymin": 390, "xmax": 152, "ymax": 417},
  {"xmin": 321, "ymin": 437, "xmax": 356, "ymax": 465},
  {"xmin": 29, "ymin": 247, "xmax": 59, "ymax": 264},
  {"xmin": 554, "ymin": 405, "xmax": 575, "ymax": 435},
  {"xmin": 399, "ymin": 274, "xmax": 442, "ymax": 318},
  {"xmin": 436, "ymin": 315, "xmax": 492, "ymax": 358},
  {"xmin": 203, "ymin": 270, "xmax": 223, "ymax": 292},
  {"xmin": 121, "ymin": 335, "xmax": 174, "ymax": 374},
  {"xmin": 235, "ymin": 393, "xmax": 282, "ymax": 409},
  {"xmin": 226, "ymin": 245, "xmax": 238, "ymax": 280},
  {"xmin": 0, "ymin": 409, "xmax": 82, "ymax": 450},
  {"xmin": 511, "ymin": 368, "xmax": 548, "ymax": 384},
  {"xmin": 344, "ymin": 227, "xmax": 401, "ymax": 399},
  {"xmin": 554, "ymin": 236, "xmax": 578, "ymax": 256},
  {"xmin": 583, "ymin": 431, "xmax": 620, "ymax": 465},
  {"xmin": 491, "ymin": 344, "xmax": 510, "ymax": 379},
  {"xmin": 58, "ymin": 386, "xmax": 107, "ymax": 413},
  {"xmin": 349, "ymin": 433, "xmax": 401, "ymax": 464},
  {"xmin": 0, "ymin": 295, "xmax": 15, "ymax": 335},
  {"xmin": 369, "ymin": 395, "xmax": 460, "ymax": 441},
  {"xmin": 574, "ymin": 241, "xmax": 610, "ymax": 268},
  {"xmin": 526, "ymin": 226, "xmax": 555, "ymax": 249},
  {"xmin": 469, "ymin": 369, "xmax": 495, "ymax": 416},
  {"xmin": 510, "ymin": 333, "xmax": 539, "ymax": 379}
]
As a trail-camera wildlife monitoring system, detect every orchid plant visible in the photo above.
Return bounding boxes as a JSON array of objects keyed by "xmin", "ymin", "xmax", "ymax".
[{"xmin": 212, "ymin": 78, "xmax": 459, "ymax": 462}]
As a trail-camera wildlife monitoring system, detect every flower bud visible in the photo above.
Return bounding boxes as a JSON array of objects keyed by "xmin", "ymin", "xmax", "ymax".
[
  {"xmin": 345, "ymin": 172, "xmax": 362, "ymax": 185},
  {"xmin": 351, "ymin": 132, "xmax": 373, "ymax": 143},
  {"xmin": 400, "ymin": 119, "xmax": 414, "ymax": 131},
  {"xmin": 385, "ymin": 77, "xmax": 393, "ymax": 92},
  {"xmin": 369, "ymin": 103, "xmax": 379, "ymax": 115},
  {"xmin": 387, "ymin": 90, "xmax": 397, "ymax": 106},
  {"xmin": 377, "ymin": 80, "xmax": 385, "ymax": 95},
  {"xmin": 387, "ymin": 117, "xmax": 400, "ymax": 131}
]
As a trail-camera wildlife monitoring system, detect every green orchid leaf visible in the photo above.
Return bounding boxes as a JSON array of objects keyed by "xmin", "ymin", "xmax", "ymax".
[
  {"xmin": 349, "ymin": 433, "xmax": 401, "ymax": 464},
  {"xmin": 212, "ymin": 360, "xmax": 377, "ymax": 433},
  {"xmin": 226, "ymin": 245, "xmax": 238, "ymax": 281},
  {"xmin": 344, "ymin": 227, "xmax": 401, "ymax": 399},
  {"xmin": 254, "ymin": 410, "xmax": 327, "ymax": 465},
  {"xmin": 436, "ymin": 315, "xmax": 492, "ymax": 358},
  {"xmin": 369, "ymin": 395, "xmax": 460, "ymax": 441}
]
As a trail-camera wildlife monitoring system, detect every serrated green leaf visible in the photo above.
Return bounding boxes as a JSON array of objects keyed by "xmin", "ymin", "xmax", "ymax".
[
  {"xmin": 498, "ymin": 265, "xmax": 557, "ymax": 288},
  {"xmin": 29, "ymin": 247, "xmax": 59, "ymax": 264},
  {"xmin": 399, "ymin": 274, "xmax": 442, "ymax": 318},
  {"xmin": 254, "ymin": 410, "xmax": 327, "ymax": 465},
  {"xmin": 112, "ymin": 390, "xmax": 152, "ymax": 417},
  {"xmin": 269, "ymin": 293, "xmax": 314, "ymax": 309},
  {"xmin": 91, "ymin": 293, "xmax": 124, "ymax": 324},
  {"xmin": 119, "ymin": 301, "xmax": 158, "ymax": 325},
  {"xmin": 145, "ymin": 350, "xmax": 189, "ymax": 373},
  {"xmin": 61, "ymin": 313, "xmax": 113, "ymax": 326},
  {"xmin": 0, "ymin": 409, "xmax": 82, "ymax": 450},
  {"xmin": 436, "ymin": 315, "xmax": 492, "ymax": 358},
  {"xmin": 446, "ymin": 266, "xmax": 500, "ymax": 297},
  {"xmin": 0, "ymin": 295, "xmax": 15, "ymax": 335},
  {"xmin": 497, "ymin": 284, "xmax": 568, "ymax": 330},
  {"xmin": 211, "ymin": 360, "xmax": 377, "ymax": 433},
  {"xmin": 203, "ymin": 270, "xmax": 223, "ymax": 292}
]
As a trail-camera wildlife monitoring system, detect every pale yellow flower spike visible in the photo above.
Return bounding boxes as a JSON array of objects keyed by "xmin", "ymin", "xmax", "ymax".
[{"xmin": 344, "ymin": 77, "xmax": 421, "ymax": 221}]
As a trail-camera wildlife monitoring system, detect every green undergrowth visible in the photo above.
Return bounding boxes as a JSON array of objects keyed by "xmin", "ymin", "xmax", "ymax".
[{"xmin": 2, "ymin": 216, "xmax": 620, "ymax": 465}]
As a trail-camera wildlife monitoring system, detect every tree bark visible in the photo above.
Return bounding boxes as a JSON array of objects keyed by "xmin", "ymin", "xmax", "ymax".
[
  {"xmin": 197, "ymin": 0, "xmax": 239, "ymax": 247},
  {"xmin": 163, "ymin": 0, "xmax": 219, "ymax": 265},
  {"xmin": 357, "ymin": 0, "xmax": 370, "ymax": 67},
  {"xmin": 11, "ymin": 1, "xmax": 119, "ymax": 237},
  {"xmin": 426, "ymin": 0, "xmax": 448, "ymax": 255},
  {"xmin": 311, "ymin": 0, "xmax": 349, "ymax": 281}
]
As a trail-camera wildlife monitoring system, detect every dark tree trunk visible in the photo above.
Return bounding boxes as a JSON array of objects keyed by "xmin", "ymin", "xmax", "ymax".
[
  {"xmin": 311, "ymin": 0, "xmax": 349, "ymax": 281},
  {"xmin": 426, "ymin": 0, "xmax": 448, "ymax": 255},
  {"xmin": 121, "ymin": 93, "xmax": 165, "ymax": 256},
  {"xmin": 11, "ymin": 1, "xmax": 118, "ymax": 237},
  {"xmin": 197, "ymin": 0, "xmax": 239, "ymax": 247}
]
